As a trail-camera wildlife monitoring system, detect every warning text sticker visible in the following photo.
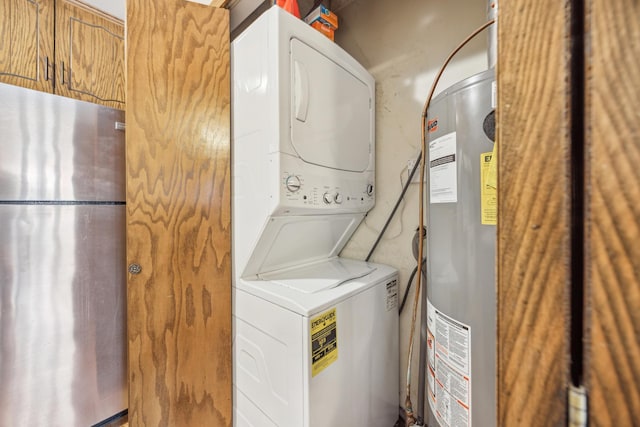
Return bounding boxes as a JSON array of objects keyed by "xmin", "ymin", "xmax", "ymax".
[
  {"xmin": 429, "ymin": 132, "xmax": 458, "ymax": 204},
  {"xmin": 386, "ymin": 280, "xmax": 399, "ymax": 311},
  {"xmin": 311, "ymin": 308, "xmax": 338, "ymax": 377},
  {"xmin": 480, "ymin": 151, "xmax": 497, "ymax": 225},
  {"xmin": 427, "ymin": 299, "xmax": 472, "ymax": 427}
]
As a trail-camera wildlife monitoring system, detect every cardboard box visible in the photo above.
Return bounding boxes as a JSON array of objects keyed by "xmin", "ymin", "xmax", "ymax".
[
  {"xmin": 304, "ymin": 4, "xmax": 338, "ymax": 29},
  {"xmin": 311, "ymin": 20, "xmax": 334, "ymax": 41}
]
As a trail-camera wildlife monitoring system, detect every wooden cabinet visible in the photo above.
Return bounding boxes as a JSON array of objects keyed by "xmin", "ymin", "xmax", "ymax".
[
  {"xmin": 0, "ymin": 0, "xmax": 124, "ymax": 109},
  {"xmin": 55, "ymin": 0, "xmax": 125, "ymax": 108},
  {"xmin": 0, "ymin": 0, "xmax": 54, "ymax": 92}
]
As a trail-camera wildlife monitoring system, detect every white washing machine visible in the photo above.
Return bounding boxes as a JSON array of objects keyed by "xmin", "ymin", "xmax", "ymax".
[{"xmin": 232, "ymin": 6, "xmax": 399, "ymax": 426}]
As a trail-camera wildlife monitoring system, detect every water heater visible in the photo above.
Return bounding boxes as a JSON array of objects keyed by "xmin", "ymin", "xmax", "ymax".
[{"xmin": 423, "ymin": 69, "xmax": 496, "ymax": 427}]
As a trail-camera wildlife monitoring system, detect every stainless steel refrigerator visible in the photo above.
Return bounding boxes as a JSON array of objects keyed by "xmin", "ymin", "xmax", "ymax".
[{"xmin": 0, "ymin": 83, "xmax": 127, "ymax": 426}]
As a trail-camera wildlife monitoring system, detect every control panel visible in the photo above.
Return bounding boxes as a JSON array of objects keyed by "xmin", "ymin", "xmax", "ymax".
[{"xmin": 279, "ymin": 169, "xmax": 374, "ymax": 214}]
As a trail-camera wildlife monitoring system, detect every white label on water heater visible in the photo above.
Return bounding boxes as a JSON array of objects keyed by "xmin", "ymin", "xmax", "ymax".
[
  {"xmin": 429, "ymin": 132, "xmax": 457, "ymax": 203},
  {"xmin": 426, "ymin": 299, "xmax": 472, "ymax": 427}
]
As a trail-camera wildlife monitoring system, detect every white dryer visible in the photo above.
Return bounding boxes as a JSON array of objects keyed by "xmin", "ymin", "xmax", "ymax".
[{"xmin": 231, "ymin": 6, "xmax": 399, "ymax": 426}]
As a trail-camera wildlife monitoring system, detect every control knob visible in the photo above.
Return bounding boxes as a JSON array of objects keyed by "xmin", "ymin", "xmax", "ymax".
[
  {"xmin": 366, "ymin": 184, "xmax": 374, "ymax": 196},
  {"xmin": 285, "ymin": 175, "xmax": 301, "ymax": 192},
  {"xmin": 323, "ymin": 192, "xmax": 333, "ymax": 204},
  {"xmin": 334, "ymin": 193, "xmax": 343, "ymax": 204}
]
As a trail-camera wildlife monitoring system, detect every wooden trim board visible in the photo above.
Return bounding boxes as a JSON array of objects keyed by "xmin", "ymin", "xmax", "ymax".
[{"xmin": 497, "ymin": 1, "xmax": 571, "ymax": 425}]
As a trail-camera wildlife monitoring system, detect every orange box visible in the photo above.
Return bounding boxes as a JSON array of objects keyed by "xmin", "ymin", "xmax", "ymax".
[
  {"xmin": 304, "ymin": 5, "xmax": 338, "ymax": 29},
  {"xmin": 311, "ymin": 21, "xmax": 334, "ymax": 41}
]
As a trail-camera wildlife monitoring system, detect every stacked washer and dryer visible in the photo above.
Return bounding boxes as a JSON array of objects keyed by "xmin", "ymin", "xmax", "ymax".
[{"xmin": 231, "ymin": 6, "xmax": 399, "ymax": 427}]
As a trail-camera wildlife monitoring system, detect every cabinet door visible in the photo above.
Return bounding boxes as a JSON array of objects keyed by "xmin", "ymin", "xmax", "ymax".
[
  {"xmin": 126, "ymin": 0, "xmax": 231, "ymax": 425},
  {"xmin": 0, "ymin": 0, "xmax": 54, "ymax": 92},
  {"xmin": 55, "ymin": 0, "xmax": 124, "ymax": 109},
  {"xmin": 586, "ymin": 0, "xmax": 640, "ymax": 424}
]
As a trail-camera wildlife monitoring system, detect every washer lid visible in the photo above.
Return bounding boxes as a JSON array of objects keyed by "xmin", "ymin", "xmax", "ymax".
[
  {"xmin": 240, "ymin": 213, "xmax": 363, "ymax": 278},
  {"xmin": 259, "ymin": 258, "xmax": 376, "ymax": 293},
  {"xmin": 290, "ymin": 38, "xmax": 373, "ymax": 172},
  {"xmin": 236, "ymin": 259, "xmax": 398, "ymax": 317}
]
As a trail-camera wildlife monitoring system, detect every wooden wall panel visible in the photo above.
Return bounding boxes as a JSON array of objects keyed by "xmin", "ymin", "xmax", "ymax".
[
  {"xmin": 497, "ymin": 1, "xmax": 571, "ymax": 425},
  {"xmin": 586, "ymin": 0, "xmax": 640, "ymax": 424},
  {"xmin": 126, "ymin": 0, "xmax": 231, "ymax": 426}
]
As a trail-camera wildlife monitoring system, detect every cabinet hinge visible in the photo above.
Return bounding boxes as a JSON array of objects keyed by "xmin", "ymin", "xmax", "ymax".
[{"xmin": 568, "ymin": 385, "xmax": 588, "ymax": 427}]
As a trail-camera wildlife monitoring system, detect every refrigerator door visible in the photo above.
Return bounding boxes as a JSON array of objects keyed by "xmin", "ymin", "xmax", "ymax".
[
  {"xmin": 0, "ymin": 83, "xmax": 125, "ymax": 202},
  {"xmin": 0, "ymin": 205, "xmax": 127, "ymax": 426},
  {"xmin": 0, "ymin": 83, "xmax": 127, "ymax": 426}
]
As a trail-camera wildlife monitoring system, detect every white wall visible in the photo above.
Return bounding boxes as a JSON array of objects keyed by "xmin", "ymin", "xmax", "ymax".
[
  {"xmin": 80, "ymin": 0, "xmax": 125, "ymax": 19},
  {"xmin": 334, "ymin": 0, "xmax": 490, "ymax": 418}
]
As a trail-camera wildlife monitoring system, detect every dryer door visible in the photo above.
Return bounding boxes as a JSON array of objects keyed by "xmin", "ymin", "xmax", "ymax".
[{"xmin": 290, "ymin": 38, "xmax": 373, "ymax": 172}]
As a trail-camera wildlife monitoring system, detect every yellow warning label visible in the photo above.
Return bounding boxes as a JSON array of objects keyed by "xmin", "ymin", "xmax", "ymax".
[
  {"xmin": 311, "ymin": 308, "xmax": 338, "ymax": 377},
  {"xmin": 481, "ymin": 151, "xmax": 497, "ymax": 225},
  {"xmin": 486, "ymin": 142, "xmax": 498, "ymax": 190}
]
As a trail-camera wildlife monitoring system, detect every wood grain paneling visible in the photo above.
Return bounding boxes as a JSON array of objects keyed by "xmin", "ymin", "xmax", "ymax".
[
  {"xmin": 586, "ymin": 0, "xmax": 640, "ymax": 424},
  {"xmin": 497, "ymin": 1, "xmax": 571, "ymax": 425},
  {"xmin": 126, "ymin": 0, "xmax": 231, "ymax": 426},
  {"xmin": 55, "ymin": 0, "xmax": 124, "ymax": 108},
  {"xmin": 0, "ymin": 0, "xmax": 53, "ymax": 92}
]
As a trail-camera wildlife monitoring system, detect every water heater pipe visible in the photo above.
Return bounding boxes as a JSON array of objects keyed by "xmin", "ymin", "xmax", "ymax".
[{"xmin": 488, "ymin": 0, "xmax": 498, "ymax": 68}]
